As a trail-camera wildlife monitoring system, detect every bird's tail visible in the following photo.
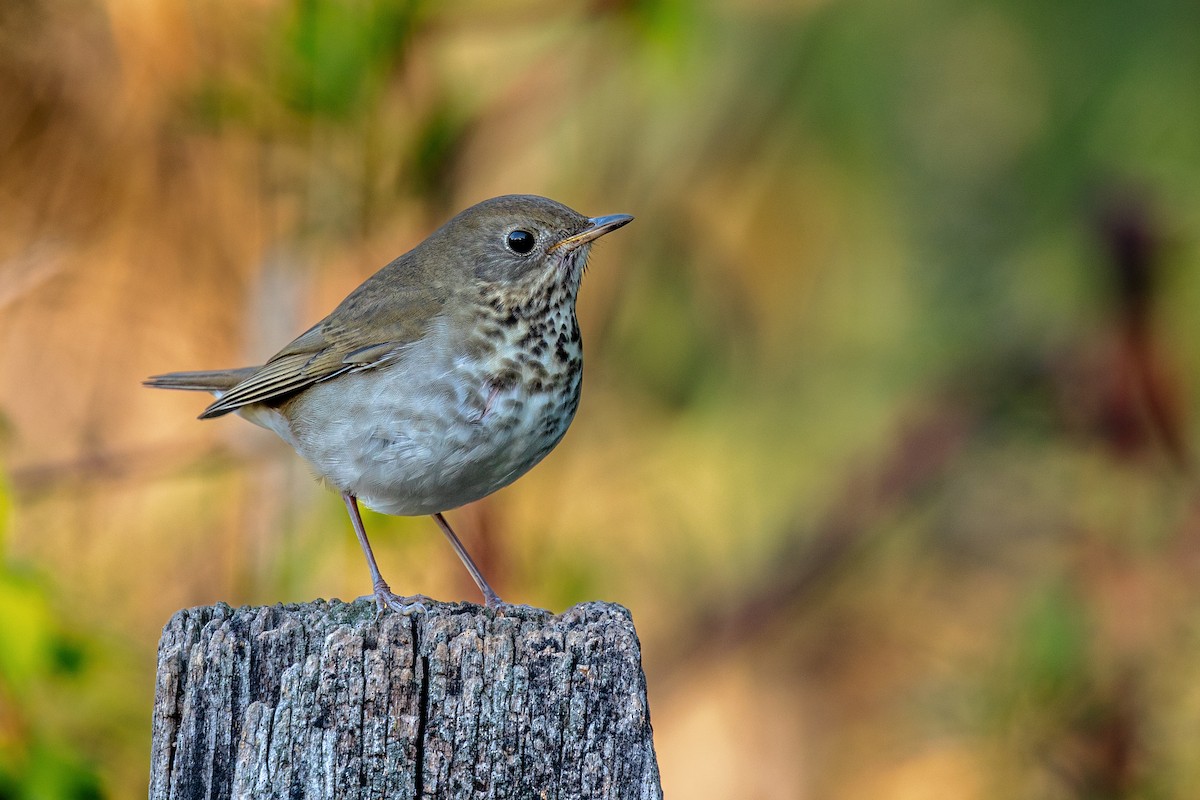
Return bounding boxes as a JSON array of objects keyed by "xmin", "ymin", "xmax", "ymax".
[{"xmin": 143, "ymin": 367, "xmax": 259, "ymax": 394}]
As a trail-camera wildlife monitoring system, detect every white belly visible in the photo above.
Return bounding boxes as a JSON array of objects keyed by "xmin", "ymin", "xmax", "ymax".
[{"xmin": 241, "ymin": 333, "xmax": 581, "ymax": 516}]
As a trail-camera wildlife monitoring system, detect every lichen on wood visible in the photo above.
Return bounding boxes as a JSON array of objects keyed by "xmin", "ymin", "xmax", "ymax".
[{"xmin": 149, "ymin": 599, "xmax": 662, "ymax": 800}]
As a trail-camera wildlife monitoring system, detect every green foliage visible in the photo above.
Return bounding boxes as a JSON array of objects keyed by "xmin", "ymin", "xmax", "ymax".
[
  {"xmin": 604, "ymin": 245, "xmax": 730, "ymax": 410},
  {"xmin": 1011, "ymin": 582, "xmax": 1092, "ymax": 708},
  {"xmin": 0, "ymin": 477, "xmax": 105, "ymax": 799},
  {"xmin": 404, "ymin": 99, "xmax": 470, "ymax": 204},
  {"xmin": 276, "ymin": 0, "xmax": 421, "ymax": 120},
  {"xmin": 0, "ymin": 742, "xmax": 103, "ymax": 800}
]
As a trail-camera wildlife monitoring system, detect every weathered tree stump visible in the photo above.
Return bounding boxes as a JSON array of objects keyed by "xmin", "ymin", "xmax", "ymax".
[{"xmin": 149, "ymin": 600, "xmax": 661, "ymax": 800}]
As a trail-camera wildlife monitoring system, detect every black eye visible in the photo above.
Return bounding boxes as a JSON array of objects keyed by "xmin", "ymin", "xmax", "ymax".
[{"xmin": 506, "ymin": 230, "xmax": 535, "ymax": 255}]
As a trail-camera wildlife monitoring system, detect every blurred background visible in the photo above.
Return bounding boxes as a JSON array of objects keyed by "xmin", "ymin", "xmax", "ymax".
[{"xmin": 3, "ymin": 0, "xmax": 1200, "ymax": 796}]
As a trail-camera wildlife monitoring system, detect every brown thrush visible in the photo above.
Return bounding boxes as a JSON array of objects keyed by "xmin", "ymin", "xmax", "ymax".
[{"xmin": 146, "ymin": 195, "xmax": 632, "ymax": 612}]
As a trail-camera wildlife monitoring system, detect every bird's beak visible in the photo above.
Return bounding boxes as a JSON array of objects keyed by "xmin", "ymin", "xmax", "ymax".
[{"xmin": 551, "ymin": 214, "xmax": 634, "ymax": 253}]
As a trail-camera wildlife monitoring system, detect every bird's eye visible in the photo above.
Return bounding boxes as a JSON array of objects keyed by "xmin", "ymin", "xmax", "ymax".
[{"xmin": 506, "ymin": 230, "xmax": 536, "ymax": 255}]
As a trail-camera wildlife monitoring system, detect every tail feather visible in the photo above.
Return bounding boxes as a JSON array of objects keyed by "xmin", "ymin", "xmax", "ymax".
[{"xmin": 143, "ymin": 367, "xmax": 259, "ymax": 394}]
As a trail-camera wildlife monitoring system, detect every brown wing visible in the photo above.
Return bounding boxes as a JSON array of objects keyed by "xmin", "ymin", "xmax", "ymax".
[
  {"xmin": 144, "ymin": 367, "xmax": 259, "ymax": 392},
  {"xmin": 199, "ymin": 252, "xmax": 449, "ymax": 419}
]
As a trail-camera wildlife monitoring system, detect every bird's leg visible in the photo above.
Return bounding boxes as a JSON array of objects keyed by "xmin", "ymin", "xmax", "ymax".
[
  {"xmin": 432, "ymin": 512, "xmax": 504, "ymax": 608},
  {"xmin": 342, "ymin": 493, "xmax": 429, "ymax": 615}
]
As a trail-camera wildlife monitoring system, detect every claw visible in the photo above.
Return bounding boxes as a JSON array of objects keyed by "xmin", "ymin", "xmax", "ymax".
[
  {"xmin": 344, "ymin": 493, "xmax": 433, "ymax": 617},
  {"xmin": 356, "ymin": 583, "xmax": 432, "ymax": 617},
  {"xmin": 379, "ymin": 590, "xmax": 431, "ymax": 615},
  {"xmin": 489, "ymin": 600, "xmax": 513, "ymax": 617}
]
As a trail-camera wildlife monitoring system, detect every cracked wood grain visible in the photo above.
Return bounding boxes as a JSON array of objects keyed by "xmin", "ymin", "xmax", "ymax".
[{"xmin": 149, "ymin": 600, "xmax": 661, "ymax": 800}]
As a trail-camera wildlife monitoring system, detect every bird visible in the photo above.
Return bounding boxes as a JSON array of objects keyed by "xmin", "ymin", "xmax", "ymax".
[{"xmin": 145, "ymin": 194, "xmax": 633, "ymax": 613}]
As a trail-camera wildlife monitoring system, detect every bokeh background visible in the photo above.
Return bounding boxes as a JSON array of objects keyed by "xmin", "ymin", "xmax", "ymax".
[{"xmin": 3, "ymin": 0, "xmax": 1200, "ymax": 797}]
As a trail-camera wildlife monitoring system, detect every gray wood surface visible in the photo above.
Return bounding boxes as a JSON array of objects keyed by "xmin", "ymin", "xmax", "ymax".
[{"xmin": 149, "ymin": 600, "xmax": 662, "ymax": 800}]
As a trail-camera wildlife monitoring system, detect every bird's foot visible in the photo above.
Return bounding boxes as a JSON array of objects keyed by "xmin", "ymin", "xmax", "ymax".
[
  {"xmin": 480, "ymin": 587, "xmax": 509, "ymax": 611},
  {"xmin": 358, "ymin": 581, "xmax": 432, "ymax": 616}
]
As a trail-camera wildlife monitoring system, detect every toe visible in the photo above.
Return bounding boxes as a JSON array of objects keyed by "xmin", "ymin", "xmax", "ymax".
[{"xmin": 379, "ymin": 590, "xmax": 433, "ymax": 615}]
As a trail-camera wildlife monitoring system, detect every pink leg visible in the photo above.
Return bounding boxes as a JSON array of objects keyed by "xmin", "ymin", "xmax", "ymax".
[
  {"xmin": 432, "ymin": 512, "xmax": 504, "ymax": 608},
  {"xmin": 342, "ymin": 493, "xmax": 429, "ymax": 614}
]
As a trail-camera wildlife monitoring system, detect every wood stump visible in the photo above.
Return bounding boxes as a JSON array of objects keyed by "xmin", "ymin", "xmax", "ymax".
[{"xmin": 149, "ymin": 600, "xmax": 661, "ymax": 800}]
